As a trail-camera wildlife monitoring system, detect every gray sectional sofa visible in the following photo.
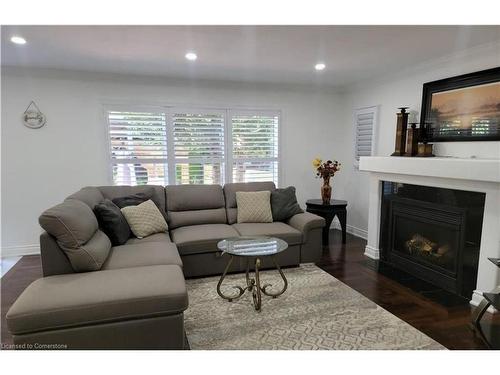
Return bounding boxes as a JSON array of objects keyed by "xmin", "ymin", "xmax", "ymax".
[{"xmin": 6, "ymin": 182, "xmax": 325, "ymax": 349}]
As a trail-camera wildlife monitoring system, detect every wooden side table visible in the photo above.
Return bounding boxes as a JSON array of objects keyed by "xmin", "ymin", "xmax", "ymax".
[{"xmin": 305, "ymin": 199, "xmax": 347, "ymax": 245}]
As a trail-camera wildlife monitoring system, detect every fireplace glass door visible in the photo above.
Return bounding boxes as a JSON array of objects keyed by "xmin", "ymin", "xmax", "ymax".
[{"xmin": 392, "ymin": 211, "xmax": 460, "ymax": 275}]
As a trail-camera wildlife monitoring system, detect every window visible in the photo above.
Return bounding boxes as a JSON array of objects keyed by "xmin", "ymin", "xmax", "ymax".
[
  {"xmin": 106, "ymin": 107, "xmax": 280, "ymax": 186},
  {"xmin": 107, "ymin": 110, "xmax": 168, "ymax": 185},
  {"xmin": 354, "ymin": 106, "xmax": 378, "ymax": 169},
  {"xmin": 172, "ymin": 110, "xmax": 225, "ymax": 185},
  {"xmin": 231, "ymin": 111, "xmax": 279, "ymax": 183}
]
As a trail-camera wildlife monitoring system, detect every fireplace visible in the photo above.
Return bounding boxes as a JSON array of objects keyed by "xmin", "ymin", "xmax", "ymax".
[{"xmin": 380, "ymin": 182, "xmax": 485, "ymax": 298}]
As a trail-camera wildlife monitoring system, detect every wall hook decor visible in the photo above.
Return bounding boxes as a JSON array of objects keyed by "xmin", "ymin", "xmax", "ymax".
[{"xmin": 22, "ymin": 101, "xmax": 46, "ymax": 129}]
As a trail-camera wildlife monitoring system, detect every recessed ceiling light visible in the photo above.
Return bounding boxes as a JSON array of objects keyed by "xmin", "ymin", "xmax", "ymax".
[
  {"xmin": 315, "ymin": 63, "xmax": 326, "ymax": 71},
  {"xmin": 10, "ymin": 36, "xmax": 27, "ymax": 45},
  {"xmin": 185, "ymin": 52, "xmax": 197, "ymax": 61}
]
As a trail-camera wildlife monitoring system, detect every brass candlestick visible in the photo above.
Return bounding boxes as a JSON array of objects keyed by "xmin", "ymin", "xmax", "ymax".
[
  {"xmin": 405, "ymin": 122, "xmax": 419, "ymax": 157},
  {"xmin": 391, "ymin": 107, "xmax": 409, "ymax": 156}
]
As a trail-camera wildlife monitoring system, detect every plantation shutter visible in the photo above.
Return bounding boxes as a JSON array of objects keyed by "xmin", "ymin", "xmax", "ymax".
[
  {"xmin": 107, "ymin": 110, "xmax": 168, "ymax": 185},
  {"xmin": 354, "ymin": 106, "xmax": 378, "ymax": 168},
  {"xmin": 107, "ymin": 107, "xmax": 281, "ymax": 186},
  {"xmin": 171, "ymin": 110, "xmax": 225, "ymax": 184},
  {"xmin": 231, "ymin": 111, "xmax": 280, "ymax": 184}
]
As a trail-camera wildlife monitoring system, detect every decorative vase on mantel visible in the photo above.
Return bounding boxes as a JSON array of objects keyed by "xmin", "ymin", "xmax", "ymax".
[
  {"xmin": 321, "ymin": 177, "xmax": 332, "ymax": 204},
  {"xmin": 313, "ymin": 158, "xmax": 341, "ymax": 205}
]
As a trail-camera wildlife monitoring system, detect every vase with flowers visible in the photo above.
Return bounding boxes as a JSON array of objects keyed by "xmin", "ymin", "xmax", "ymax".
[{"xmin": 312, "ymin": 158, "xmax": 341, "ymax": 204}]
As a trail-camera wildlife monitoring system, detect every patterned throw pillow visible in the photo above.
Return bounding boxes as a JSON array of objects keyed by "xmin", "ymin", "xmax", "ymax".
[
  {"xmin": 121, "ymin": 199, "xmax": 169, "ymax": 238},
  {"xmin": 236, "ymin": 191, "xmax": 273, "ymax": 223},
  {"xmin": 112, "ymin": 190, "xmax": 168, "ymax": 222}
]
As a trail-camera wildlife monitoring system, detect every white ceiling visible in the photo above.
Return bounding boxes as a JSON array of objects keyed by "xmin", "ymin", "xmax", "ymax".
[{"xmin": 1, "ymin": 25, "xmax": 499, "ymax": 87}]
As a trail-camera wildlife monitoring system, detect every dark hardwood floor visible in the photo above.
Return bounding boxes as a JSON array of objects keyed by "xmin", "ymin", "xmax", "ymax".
[
  {"xmin": 1, "ymin": 229, "xmax": 498, "ymax": 349},
  {"xmin": 317, "ymin": 230, "xmax": 499, "ymax": 350}
]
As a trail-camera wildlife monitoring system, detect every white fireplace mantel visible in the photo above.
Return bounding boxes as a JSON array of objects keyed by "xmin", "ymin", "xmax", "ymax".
[
  {"xmin": 359, "ymin": 156, "xmax": 500, "ymax": 310},
  {"xmin": 360, "ymin": 156, "xmax": 500, "ymax": 184}
]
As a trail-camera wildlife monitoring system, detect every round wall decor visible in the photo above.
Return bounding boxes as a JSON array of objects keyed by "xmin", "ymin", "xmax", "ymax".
[{"xmin": 23, "ymin": 101, "xmax": 46, "ymax": 129}]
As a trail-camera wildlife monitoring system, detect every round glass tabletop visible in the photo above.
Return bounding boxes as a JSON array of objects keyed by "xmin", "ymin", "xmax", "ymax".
[{"xmin": 217, "ymin": 236, "xmax": 288, "ymax": 257}]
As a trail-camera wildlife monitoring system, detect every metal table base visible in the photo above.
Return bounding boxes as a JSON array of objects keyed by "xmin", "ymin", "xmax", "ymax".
[{"xmin": 216, "ymin": 255, "xmax": 288, "ymax": 311}]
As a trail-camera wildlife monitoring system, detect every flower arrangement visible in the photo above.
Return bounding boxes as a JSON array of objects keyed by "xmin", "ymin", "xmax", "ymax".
[
  {"xmin": 313, "ymin": 158, "xmax": 341, "ymax": 179},
  {"xmin": 312, "ymin": 158, "xmax": 341, "ymax": 204}
]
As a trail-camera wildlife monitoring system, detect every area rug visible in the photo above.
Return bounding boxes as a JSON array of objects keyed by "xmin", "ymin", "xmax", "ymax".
[{"xmin": 184, "ymin": 264, "xmax": 445, "ymax": 350}]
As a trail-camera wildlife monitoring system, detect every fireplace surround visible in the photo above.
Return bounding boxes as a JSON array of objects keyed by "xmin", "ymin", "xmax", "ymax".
[
  {"xmin": 380, "ymin": 182, "xmax": 485, "ymax": 298},
  {"xmin": 360, "ymin": 156, "xmax": 500, "ymax": 310}
]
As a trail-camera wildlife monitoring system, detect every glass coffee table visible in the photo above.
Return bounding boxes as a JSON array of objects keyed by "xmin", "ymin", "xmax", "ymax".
[{"xmin": 216, "ymin": 236, "xmax": 288, "ymax": 311}]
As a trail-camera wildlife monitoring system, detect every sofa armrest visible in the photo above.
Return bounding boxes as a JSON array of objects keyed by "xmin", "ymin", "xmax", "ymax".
[
  {"xmin": 40, "ymin": 232, "xmax": 75, "ymax": 277},
  {"xmin": 288, "ymin": 212, "xmax": 325, "ymax": 263},
  {"xmin": 287, "ymin": 212, "xmax": 325, "ymax": 236}
]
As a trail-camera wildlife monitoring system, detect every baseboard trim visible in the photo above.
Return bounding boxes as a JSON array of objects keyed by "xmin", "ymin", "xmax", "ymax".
[
  {"xmin": 331, "ymin": 222, "xmax": 368, "ymax": 240},
  {"xmin": 1, "ymin": 244, "xmax": 40, "ymax": 258},
  {"xmin": 471, "ymin": 290, "xmax": 498, "ymax": 314},
  {"xmin": 364, "ymin": 245, "xmax": 380, "ymax": 259}
]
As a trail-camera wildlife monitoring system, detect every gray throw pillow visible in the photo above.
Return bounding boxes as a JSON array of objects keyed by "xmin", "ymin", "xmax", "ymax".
[
  {"xmin": 112, "ymin": 191, "xmax": 151, "ymax": 208},
  {"xmin": 39, "ymin": 199, "xmax": 111, "ymax": 272},
  {"xmin": 94, "ymin": 199, "xmax": 131, "ymax": 246},
  {"xmin": 271, "ymin": 186, "xmax": 304, "ymax": 222}
]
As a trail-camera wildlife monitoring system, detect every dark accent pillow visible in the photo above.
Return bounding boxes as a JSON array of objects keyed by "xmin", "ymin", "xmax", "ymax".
[
  {"xmin": 112, "ymin": 190, "xmax": 168, "ymax": 221},
  {"xmin": 94, "ymin": 199, "xmax": 131, "ymax": 246},
  {"xmin": 112, "ymin": 191, "xmax": 152, "ymax": 208},
  {"xmin": 271, "ymin": 186, "xmax": 304, "ymax": 222}
]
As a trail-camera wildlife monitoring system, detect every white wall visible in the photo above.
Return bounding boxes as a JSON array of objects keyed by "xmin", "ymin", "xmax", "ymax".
[
  {"xmin": 1, "ymin": 67, "xmax": 344, "ymax": 255},
  {"xmin": 2, "ymin": 42, "xmax": 499, "ymax": 256},
  {"xmin": 333, "ymin": 42, "xmax": 500, "ymax": 235}
]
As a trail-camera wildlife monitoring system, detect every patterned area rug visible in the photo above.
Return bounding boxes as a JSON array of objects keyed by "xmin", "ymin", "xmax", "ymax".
[{"xmin": 184, "ymin": 264, "xmax": 445, "ymax": 350}]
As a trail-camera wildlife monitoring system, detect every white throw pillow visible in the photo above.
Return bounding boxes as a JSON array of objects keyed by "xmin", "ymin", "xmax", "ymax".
[
  {"xmin": 121, "ymin": 199, "xmax": 168, "ymax": 238},
  {"xmin": 236, "ymin": 191, "xmax": 273, "ymax": 223}
]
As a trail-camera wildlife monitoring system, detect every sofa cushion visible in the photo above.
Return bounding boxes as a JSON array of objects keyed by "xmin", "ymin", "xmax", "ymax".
[
  {"xmin": 121, "ymin": 200, "xmax": 169, "ymax": 238},
  {"xmin": 271, "ymin": 186, "xmax": 304, "ymax": 222},
  {"xmin": 98, "ymin": 185, "xmax": 168, "ymax": 221},
  {"xmin": 223, "ymin": 182, "xmax": 276, "ymax": 224},
  {"xmin": 6, "ymin": 265, "xmax": 188, "ymax": 335},
  {"xmin": 94, "ymin": 199, "xmax": 131, "ymax": 246},
  {"xmin": 102, "ymin": 242, "xmax": 182, "ymax": 270},
  {"xmin": 66, "ymin": 187, "xmax": 104, "ymax": 209},
  {"xmin": 232, "ymin": 222, "xmax": 303, "ymax": 245},
  {"xmin": 39, "ymin": 199, "xmax": 111, "ymax": 272},
  {"xmin": 40, "ymin": 199, "xmax": 98, "ymax": 246},
  {"xmin": 166, "ymin": 184, "xmax": 225, "ymax": 211},
  {"xmin": 170, "ymin": 224, "xmax": 239, "ymax": 255},
  {"xmin": 165, "ymin": 185, "xmax": 226, "ymax": 229},
  {"xmin": 166, "ymin": 208, "xmax": 227, "ymax": 230},
  {"xmin": 126, "ymin": 232, "xmax": 172, "ymax": 245},
  {"xmin": 236, "ymin": 191, "xmax": 273, "ymax": 223}
]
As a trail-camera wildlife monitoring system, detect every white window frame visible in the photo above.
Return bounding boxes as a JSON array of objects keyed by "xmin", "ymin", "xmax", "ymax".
[
  {"xmin": 103, "ymin": 104, "xmax": 282, "ymax": 186},
  {"xmin": 353, "ymin": 105, "xmax": 379, "ymax": 170},
  {"xmin": 168, "ymin": 107, "xmax": 227, "ymax": 185},
  {"xmin": 104, "ymin": 105, "xmax": 169, "ymax": 186},
  {"xmin": 229, "ymin": 109, "xmax": 281, "ymax": 186}
]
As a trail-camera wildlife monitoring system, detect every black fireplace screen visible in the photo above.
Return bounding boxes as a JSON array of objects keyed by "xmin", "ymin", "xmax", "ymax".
[
  {"xmin": 380, "ymin": 182, "xmax": 485, "ymax": 298},
  {"xmin": 393, "ymin": 214, "xmax": 458, "ymax": 273}
]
